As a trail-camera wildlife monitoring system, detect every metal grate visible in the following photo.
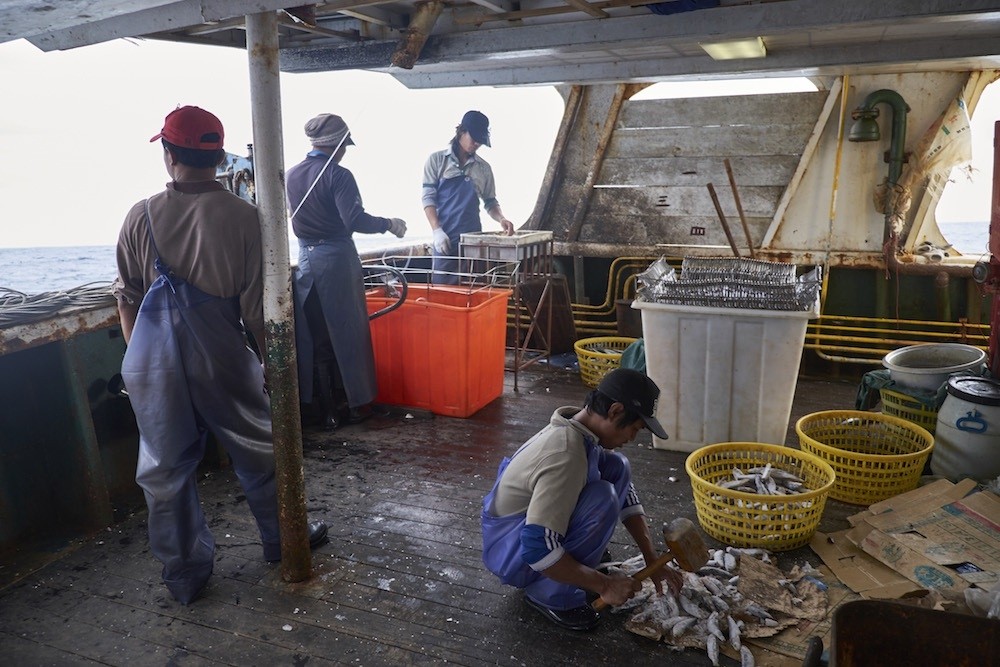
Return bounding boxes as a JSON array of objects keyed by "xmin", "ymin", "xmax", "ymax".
[{"xmin": 636, "ymin": 256, "xmax": 820, "ymax": 311}]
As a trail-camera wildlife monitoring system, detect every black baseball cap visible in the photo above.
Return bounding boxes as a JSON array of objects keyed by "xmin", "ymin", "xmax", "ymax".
[
  {"xmin": 597, "ymin": 368, "xmax": 669, "ymax": 439},
  {"xmin": 460, "ymin": 110, "xmax": 491, "ymax": 146}
]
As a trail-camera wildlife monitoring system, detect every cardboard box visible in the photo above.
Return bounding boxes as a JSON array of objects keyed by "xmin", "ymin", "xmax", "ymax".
[
  {"xmin": 811, "ymin": 530, "xmax": 923, "ymax": 599},
  {"xmin": 836, "ymin": 479, "xmax": 1000, "ymax": 594}
]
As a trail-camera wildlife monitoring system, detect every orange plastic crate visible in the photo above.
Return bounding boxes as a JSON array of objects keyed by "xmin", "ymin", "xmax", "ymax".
[{"xmin": 367, "ymin": 286, "xmax": 511, "ymax": 417}]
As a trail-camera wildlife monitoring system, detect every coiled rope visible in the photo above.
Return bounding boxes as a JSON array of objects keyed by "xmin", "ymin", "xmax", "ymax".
[{"xmin": 0, "ymin": 282, "xmax": 116, "ymax": 328}]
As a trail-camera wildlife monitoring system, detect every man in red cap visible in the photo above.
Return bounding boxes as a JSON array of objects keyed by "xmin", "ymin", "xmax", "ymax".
[
  {"xmin": 114, "ymin": 105, "xmax": 327, "ymax": 604},
  {"xmin": 422, "ymin": 110, "xmax": 515, "ymax": 284}
]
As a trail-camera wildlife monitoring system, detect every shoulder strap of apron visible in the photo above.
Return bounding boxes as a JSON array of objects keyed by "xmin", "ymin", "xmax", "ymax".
[
  {"xmin": 289, "ymin": 132, "xmax": 351, "ymax": 221},
  {"xmin": 144, "ymin": 198, "xmax": 179, "ymax": 292}
]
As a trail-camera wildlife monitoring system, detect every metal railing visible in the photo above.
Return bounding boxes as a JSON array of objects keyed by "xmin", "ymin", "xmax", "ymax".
[{"xmin": 805, "ymin": 315, "xmax": 989, "ymax": 364}]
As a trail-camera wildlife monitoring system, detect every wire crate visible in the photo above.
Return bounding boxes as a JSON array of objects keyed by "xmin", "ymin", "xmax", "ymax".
[
  {"xmin": 680, "ymin": 257, "xmax": 797, "ymax": 284},
  {"xmin": 637, "ymin": 279, "xmax": 821, "ymax": 311}
]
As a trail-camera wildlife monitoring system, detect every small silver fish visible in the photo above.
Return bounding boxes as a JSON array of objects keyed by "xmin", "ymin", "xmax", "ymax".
[
  {"xmin": 744, "ymin": 601, "xmax": 774, "ymax": 621},
  {"xmin": 698, "ymin": 565, "xmax": 733, "ymax": 579},
  {"xmin": 679, "ymin": 594, "xmax": 709, "ymax": 619},
  {"xmin": 671, "ymin": 616, "xmax": 698, "ymax": 638},
  {"xmin": 710, "ymin": 595, "xmax": 730, "ymax": 613},
  {"xmin": 702, "ymin": 576, "xmax": 726, "ymax": 597},
  {"xmin": 728, "ymin": 615, "xmax": 742, "ymax": 651},
  {"xmin": 740, "ymin": 646, "xmax": 755, "ymax": 667},
  {"xmin": 706, "ymin": 634, "xmax": 720, "ymax": 666},
  {"xmin": 706, "ymin": 612, "xmax": 726, "ymax": 642}
]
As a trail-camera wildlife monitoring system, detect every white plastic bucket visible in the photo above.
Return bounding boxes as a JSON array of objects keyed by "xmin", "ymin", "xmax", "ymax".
[
  {"xmin": 882, "ymin": 343, "xmax": 986, "ymax": 392},
  {"xmin": 932, "ymin": 376, "xmax": 1000, "ymax": 482}
]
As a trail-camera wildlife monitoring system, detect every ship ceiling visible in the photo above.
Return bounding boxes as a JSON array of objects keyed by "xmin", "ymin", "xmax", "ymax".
[{"xmin": 4, "ymin": 1, "xmax": 1000, "ymax": 88}]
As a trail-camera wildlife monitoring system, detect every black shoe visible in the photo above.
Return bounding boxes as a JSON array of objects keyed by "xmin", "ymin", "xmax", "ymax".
[
  {"xmin": 308, "ymin": 521, "xmax": 329, "ymax": 549},
  {"xmin": 265, "ymin": 520, "xmax": 329, "ymax": 563},
  {"xmin": 524, "ymin": 596, "xmax": 600, "ymax": 631},
  {"xmin": 345, "ymin": 405, "xmax": 372, "ymax": 424}
]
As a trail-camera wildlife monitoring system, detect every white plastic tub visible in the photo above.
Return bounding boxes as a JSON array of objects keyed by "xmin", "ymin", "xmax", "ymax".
[{"xmin": 633, "ymin": 300, "xmax": 817, "ymax": 452}]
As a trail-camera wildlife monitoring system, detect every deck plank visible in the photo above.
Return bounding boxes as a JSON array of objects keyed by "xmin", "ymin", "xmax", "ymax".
[{"xmin": 0, "ymin": 364, "xmax": 865, "ymax": 666}]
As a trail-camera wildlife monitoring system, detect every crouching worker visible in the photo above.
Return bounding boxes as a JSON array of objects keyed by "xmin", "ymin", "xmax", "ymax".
[{"xmin": 481, "ymin": 368, "xmax": 683, "ymax": 631}]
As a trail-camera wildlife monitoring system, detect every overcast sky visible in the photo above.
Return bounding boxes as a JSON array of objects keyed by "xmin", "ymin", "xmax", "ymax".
[
  {"xmin": 0, "ymin": 37, "xmax": 995, "ymax": 250},
  {"xmin": 0, "ymin": 37, "xmax": 563, "ymax": 249}
]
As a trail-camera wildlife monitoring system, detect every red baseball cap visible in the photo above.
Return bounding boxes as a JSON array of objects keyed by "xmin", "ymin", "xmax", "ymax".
[{"xmin": 150, "ymin": 105, "xmax": 225, "ymax": 150}]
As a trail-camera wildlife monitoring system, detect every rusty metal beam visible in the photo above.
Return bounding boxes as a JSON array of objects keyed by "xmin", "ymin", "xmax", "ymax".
[
  {"xmin": 0, "ymin": 305, "xmax": 119, "ymax": 356},
  {"xmin": 391, "ymin": 1, "xmax": 443, "ymax": 69}
]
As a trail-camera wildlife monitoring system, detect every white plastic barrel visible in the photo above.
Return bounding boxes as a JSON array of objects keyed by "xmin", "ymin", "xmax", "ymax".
[{"xmin": 932, "ymin": 376, "xmax": 1000, "ymax": 482}]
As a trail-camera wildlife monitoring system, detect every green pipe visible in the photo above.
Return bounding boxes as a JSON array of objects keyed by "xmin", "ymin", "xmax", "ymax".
[
  {"xmin": 849, "ymin": 88, "xmax": 911, "ymax": 187},
  {"xmin": 850, "ymin": 89, "xmax": 911, "ymax": 249}
]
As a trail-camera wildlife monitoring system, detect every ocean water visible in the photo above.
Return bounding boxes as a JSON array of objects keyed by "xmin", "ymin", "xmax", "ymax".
[
  {"xmin": 0, "ymin": 224, "xmax": 989, "ymax": 295},
  {"xmin": 0, "ymin": 235, "xmax": 430, "ymax": 295},
  {"xmin": 0, "ymin": 245, "xmax": 118, "ymax": 294}
]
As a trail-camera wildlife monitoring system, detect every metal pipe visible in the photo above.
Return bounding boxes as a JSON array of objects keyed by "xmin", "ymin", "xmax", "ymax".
[
  {"xmin": 989, "ymin": 119, "xmax": 1000, "ymax": 375},
  {"xmin": 848, "ymin": 89, "xmax": 974, "ymax": 279},
  {"xmin": 849, "ymin": 89, "xmax": 910, "ymax": 188},
  {"xmin": 245, "ymin": 10, "xmax": 312, "ymax": 583},
  {"xmin": 935, "ymin": 270, "xmax": 952, "ymax": 322},
  {"xmin": 390, "ymin": 1, "xmax": 443, "ymax": 69}
]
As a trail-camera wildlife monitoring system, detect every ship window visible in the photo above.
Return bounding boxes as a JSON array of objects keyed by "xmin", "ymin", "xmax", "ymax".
[
  {"xmin": 934, "ymin": 83, "xmax": 1000, "ymax": 258},
  {"xmin": 629, "ymin": 77, "xmax": 817, "ymax": 100}
]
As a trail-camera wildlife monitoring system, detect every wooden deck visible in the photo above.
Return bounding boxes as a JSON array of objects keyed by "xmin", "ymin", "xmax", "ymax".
[{"xmin": 0, "ymin": 362, "xmax": 863, "ymax": 666}]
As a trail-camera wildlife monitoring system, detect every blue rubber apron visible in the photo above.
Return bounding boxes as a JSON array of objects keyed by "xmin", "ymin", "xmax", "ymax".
[
  {"xmin": 432, "ymin": 170, "xmax": 481, "ymax": 285},
  {"xmin": 481, "ymin": 435, "xmax": 627, "ymax": 610},
  {"xmin": 122, "ymin": 200, "xmax": 280, "ymax": 603},
  {"xmin": 293, "ymin": 238, "xmax": 377, "ymax": 408}
]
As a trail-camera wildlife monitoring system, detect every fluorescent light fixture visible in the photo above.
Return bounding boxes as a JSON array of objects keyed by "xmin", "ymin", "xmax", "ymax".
[{"xmin": 700, "ymin": 37, "xmax": 766, "ymax": 60}]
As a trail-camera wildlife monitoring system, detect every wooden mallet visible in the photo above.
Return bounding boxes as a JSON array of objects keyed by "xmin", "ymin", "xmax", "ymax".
[{"xmin": 592, "ymin": 517, "xmax": 708, "ymax": 610}]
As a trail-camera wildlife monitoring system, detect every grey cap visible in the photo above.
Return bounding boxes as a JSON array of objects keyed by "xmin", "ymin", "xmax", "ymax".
[{"xmin": 304, "ymin": 113, "xmax": 355, "ymax": 148}]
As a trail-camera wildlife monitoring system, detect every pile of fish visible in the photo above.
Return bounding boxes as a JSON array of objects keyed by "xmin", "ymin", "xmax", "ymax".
[
  {"xmin": 714, "ymin": 463, "xmax": 811, "ymax": 495},
  {"xmin": 607, "ymin": 547, "xmax": 828, "ymax": 667}
]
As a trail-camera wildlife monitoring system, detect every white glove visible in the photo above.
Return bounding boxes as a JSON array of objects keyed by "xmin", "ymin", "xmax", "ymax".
[
  {"xmin": 388, "ymin": 218, "xmax": 407, "ymax": 238},
  {"xmin": 432, "ymin": 227, "xmax": 452, "ymax": 254}
]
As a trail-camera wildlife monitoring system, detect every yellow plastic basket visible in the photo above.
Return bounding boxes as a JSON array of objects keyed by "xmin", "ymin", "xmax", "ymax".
[
  {"xmin": 574, "ymin": 336, "xmax": 637, "ymax": 387},
  {"xmin": 795, "ymin": 410, "xmax": 934, "ymax": 505},
  {"xmin": 879, "ymin": 388, "xmax": 939, "ymax": 436},
  {"xmin": 685, "ymin": 442, "xmax": 836, "ymax": 552}
]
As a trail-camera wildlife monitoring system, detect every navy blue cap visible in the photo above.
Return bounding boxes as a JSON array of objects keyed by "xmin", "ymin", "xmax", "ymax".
[
  {"xmin": 461, "ymin": 110, "xmax": 491, "ymax": 147},
  {"xmin": 597, "ymin": 368, "xmax": 668, "ymax": 439}
]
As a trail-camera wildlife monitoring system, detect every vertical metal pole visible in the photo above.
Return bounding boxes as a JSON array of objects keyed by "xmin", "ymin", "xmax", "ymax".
[
  {"xmin": 988, "ymin": 121, "xmax": 1000, "ymax": 376},
  {"xmin": 245, "ymin": 11, "xmax": 311, "ymax": 582}
]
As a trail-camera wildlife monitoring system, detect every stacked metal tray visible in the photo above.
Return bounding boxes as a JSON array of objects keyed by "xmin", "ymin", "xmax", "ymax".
[{"xmin": 637, "ymin": 257, "xmax": 820, "ymax": 311}]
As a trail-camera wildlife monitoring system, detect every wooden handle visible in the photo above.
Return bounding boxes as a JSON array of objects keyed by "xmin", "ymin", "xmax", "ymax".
[
  {"xmin": 724, "ymin": 158, "xmax": 756, "ymax": 258},
  {"xmin": 706, "ymin": 183, "xmax": 741, "ymax": 258},
  {"xmin": 592, "ymin": 550, "xmax": 673, "ymax": 611}
]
